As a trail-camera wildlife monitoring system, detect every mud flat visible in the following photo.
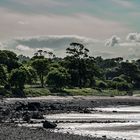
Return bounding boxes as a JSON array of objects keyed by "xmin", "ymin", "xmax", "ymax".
[
  {"xmin": 0, "ymin": 124, "xmax": 112, "ymax": 140},
  {"xmin": 0, "ymin": 96, "xmax": 140, "ymax": 140},
  {"xmin": 2, "ymin": 96, "xmax": 140, "ymax": 114},
  {"xmin": 46, "ymin": 106, "xmax": 140, "ymax": 140}
]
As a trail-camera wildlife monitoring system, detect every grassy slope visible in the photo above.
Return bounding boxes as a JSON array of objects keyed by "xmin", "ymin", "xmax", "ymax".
[
  {"xmin": 63, "ymin": 88, "xmax": 127, "ymax": 96},
  {"xmin": 24, "ymin": 87, "xmax": 51, "ymax": 97},
  {"xmin": 0, "ymin": 85, "xmax": 137, "ymax": 97},
  {"xmin": 24, "ymin": 87, "xmax": 128, "ymax": 97}
]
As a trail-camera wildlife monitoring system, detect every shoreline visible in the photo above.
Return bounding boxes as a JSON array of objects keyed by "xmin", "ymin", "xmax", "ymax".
[
  {"xmin": 0, "ymin": 123, "xmax": 113, "ymax": 140},
  {"xmin": 0, "ymin": 96, "xmax": 140, "ymax": 140}
]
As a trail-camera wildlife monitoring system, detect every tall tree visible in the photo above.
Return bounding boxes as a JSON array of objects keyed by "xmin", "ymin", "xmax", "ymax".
[
  {"xmin": 47, "ymin": 66, "xmax": 70, "ymax": 89},
  {"xmin": 119, "ymin": 62, "xmax": 140, "ymax": 88},
  {"xmin": 0, "ymin": 50, "xmax": 20, "ymax": 72},
  {"xmin": 0, "ymin": 65, "xmax": 7, "ymax": 86},
  {"xmin": 9, "ymin": 68, "xmax": 27, "ymax": 90},
  {"xmin": 31, "ymin": 59, "xmax": 49, "ymax": 87},
  {"xmin": 66, "ymin": 42, "xmax": 89, "ymax": 88}
]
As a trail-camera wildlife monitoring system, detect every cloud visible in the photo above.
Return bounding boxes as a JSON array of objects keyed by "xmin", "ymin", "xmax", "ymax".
[
  {"xmin": 0, "ymin": 42, "xmax": 5, "ymax": 50},
  {"xmin": 127, "ymin": 48, "xmax": 140, "ymax": 60},
  {"xmin": 127, "ymin": 33, "xmax": 140, "ymax": 42},
  {"xmin": 105, "ymin": 35, "xmax": 120, "ymax": 47},
  {"xmin": 2, "ymin": 35, "xmax": 98, "ymax": 57},
  {"xmin": 0, "ymin": 8, "xmax": 130, "ymax": 40},
  {"xmin": 16, "ymin": 45, "xmax": 33, "ymax": 51},
  {"xmin": 121, "ymin": 42, "xmax": 140, "ymax": 60},
  {"xmin": 128, "ymin": 48, "xmax": 135, "ymax": 53},
  {"xmin": 94, "ymin": 50, "xmax": 114, "ymax": 58},
  {"xmin": 111, "ymin": 0, "xmax": 134, "ymax": 8},
  {"xmin": 35, "ymin": 48, "xmax": 54, "ymax": 53},
  {"xmin": 2, "ymin": 34, "xmax": 140, "ymax": 60},
  {"xmin": 18, "ymin": 21, "xmax": 29, "ymax": 25},
  {"xmin": 14, "ymin": 35, "xmax": 97, "ymax": 49},
  {"xmin": 119, "ymin": 42, "xmax": 139, "ymax": 47},
  {"xmin": 0, "ymin": 42, "xmax": 3, "ymax": 47}
]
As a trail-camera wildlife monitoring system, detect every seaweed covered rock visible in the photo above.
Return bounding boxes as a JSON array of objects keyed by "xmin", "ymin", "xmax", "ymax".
[{"xmin": 43, "ymin": 120, "xmax": 57, "ymax": 129}]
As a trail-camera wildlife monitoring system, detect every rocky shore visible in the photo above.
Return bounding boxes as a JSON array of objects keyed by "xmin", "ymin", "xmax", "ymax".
[
  {"xmin": 0, "ymin": 96, "xmax": 140, "ymax": 140},
  {"xmin": 0, "ymin": 123, "xmax": 113, "ymax": 140}
]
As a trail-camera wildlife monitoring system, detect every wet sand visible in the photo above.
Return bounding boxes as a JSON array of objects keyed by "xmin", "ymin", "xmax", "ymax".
[
  {"xmin": 0, "ymin": 96, "xmax": 140, "ymax": 140},
  {"xmin": 0, "ymin": 124, "xmax": 108, "ymax": 140},
  {"xmin": 46, "ymin": 106, "xmax": 140, "ymax": 140}
]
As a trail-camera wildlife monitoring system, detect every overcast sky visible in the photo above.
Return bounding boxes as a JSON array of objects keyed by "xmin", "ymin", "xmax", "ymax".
[{"xmin": 0, "ymin": 0, "xmax": 140, "ymax": 59}]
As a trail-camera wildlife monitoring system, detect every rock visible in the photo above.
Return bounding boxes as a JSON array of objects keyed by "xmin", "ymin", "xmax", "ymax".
[
  {"xmin": 27, "ymin": 102, "xmax": 41, "ymax": 111},
  {"xmin": 32, "ymin": 111, "xmax": 44, "ymax": 119},
  {"xmin": 112, "ymin": 110, "xmax": 117, "ymax": 113},
  {"xmin": 2, "ymin": 109, "xmax": 10, "ymax": 116},
  {"xmin": 83, "ymin": 108, "xmax": 91, "ymax": 113},
  {"xmin": 23, "ymin": 112, "xmax": 31, "ymax": 123},
  {"xmin": 102, "ymin": 135, "xmax": 107, "ymax": 139},
  {"xmin": 43, "ymin": 121, "xmax": 57, "ymax": 129},
  {"xmin": 15, "ymin": 102, "xmax": 26, "ymax": 111},
  {"xmin": 50, "ymin": 105, "xmax": 57, "ymax": 110},
  {"xmin": 79, "ymin": 108, "xmax": 91, "ymax": 113}
]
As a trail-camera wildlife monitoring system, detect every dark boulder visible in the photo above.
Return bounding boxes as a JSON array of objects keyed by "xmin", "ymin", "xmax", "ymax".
[
  {"xmin": 23, "ymin": 112, "xmax": 31, "ymax": 123},
  {"xmin": 32, "ymin": 111, "xmax": 44, "ymax": 119},
  {"xmin": 27, "ymin": 102, "xmax": 41, "ymax": 111},
  {"xmin": 79, "ymin": 108, "xmax": 91, "ymax": 113},
  {"xmin": 43, "ymin": 121, "xmax": 57, "ymax": 129}
]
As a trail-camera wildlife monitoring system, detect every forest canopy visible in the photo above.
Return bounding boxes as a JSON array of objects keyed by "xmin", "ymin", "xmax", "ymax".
[{"xmin": 0, "ymin": 43, "xmax": 139, "ymax": 97}]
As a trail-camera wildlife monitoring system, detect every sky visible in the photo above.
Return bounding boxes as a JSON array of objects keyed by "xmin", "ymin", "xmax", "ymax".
[{"xmin": 0, "ymin": 0, "xmax": 140, "ymax": 59}]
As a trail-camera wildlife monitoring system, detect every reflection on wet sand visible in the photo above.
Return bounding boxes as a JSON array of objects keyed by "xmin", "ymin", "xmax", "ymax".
[{"xmin": 46, "ymin": 106, "xmax": 140, "ymax": 140}]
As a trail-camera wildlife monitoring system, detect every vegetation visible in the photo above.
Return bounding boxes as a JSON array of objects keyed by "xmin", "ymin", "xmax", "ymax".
[
  {"xmin": 31, "ymin": 58, "xmax": 49, "ymax": 87},
  {"xmin": 0, "ymin": 43, "xmax": 140, "ymax": 97},
  {"xmin": 47, "ymin": 66, "xmax": 70, "ymax": 89}
]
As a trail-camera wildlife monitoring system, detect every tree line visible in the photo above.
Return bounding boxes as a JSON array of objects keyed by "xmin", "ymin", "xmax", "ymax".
[{"xmin": 0, "ymin": 42, "xmax": 140, "ymax": 96}]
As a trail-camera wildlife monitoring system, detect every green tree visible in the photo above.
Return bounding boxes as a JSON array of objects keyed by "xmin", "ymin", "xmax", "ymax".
[
  {"xmin": 21, "ymin": 66, "xmax": 37, "ymax": 85},
  {"xmin": 31, "ymin": 59, "xmax": 49, "ymax": 87},
  {"xmin": 0, "ymin": 50, "xmax": 20, "ymax": 72},
  {"xmin": 84, "ymin": 57, "xmax": 102, "ymax": 87},
  {"xmin": 0, "ymin": 51, "xmax": 8, "ymax": 64},
  {"xmin": 0, "ymin": 65, "xmax": 7, "ymax": 85},
  {"xmin": 66, "ymin": 42, "xmax": 89, "ymax": 88},
  {"xmin": 9, "ymin": 68, "xmax": 27, "ymax": 90},
  {"xmin": 119, "ymin": 62, "xmax": 140, "ymax": 87},
  {"xmin": 47, "ymin": 66, "xmax": 70, "ymax": 89}
]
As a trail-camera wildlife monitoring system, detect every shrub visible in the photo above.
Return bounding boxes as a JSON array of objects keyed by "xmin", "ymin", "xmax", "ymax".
[
  {"xmin": 12, "ymin": 88, "xmax": 26, "ymax": 97},
  {"xmin": 116, "ymin": 82, "xmax": 132, "ymax": 91},
  {"xmin": 96, "ymin": 80, "xmax": 108, "ymax": 89},
  {"xmin": 9, "ymin": 68, "xmax": 27, "ymax": 90},
  {"xmin": 107, "ymin": 80, "xmax": 115, "ymax": 89},
  {"xmin": 112, "ymin": 77, "xmax": 126, "ymax": 82},
  {"xmin": 47, "ymin": 67, "xmax": 70, "ymax": 89},
  {"xmin": 108, "ymin": 80, "xmax": 132, "ymax": 91},
  {"xmin": 4, "ymin": 84, "xmax": 11, "ymax": 90},
  {"xmin": 119, "ymin": 74, "xmax": 131, "ymax": 83}
]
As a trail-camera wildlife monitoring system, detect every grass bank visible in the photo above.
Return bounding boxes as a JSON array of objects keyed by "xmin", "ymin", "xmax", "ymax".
[
  {"xmin": 0, "ymin": 86, "xmax": 137, "ymax": 97},
  {"xmin": 24, "ymin": 87, "xmax": 129, "ymax": 97}
]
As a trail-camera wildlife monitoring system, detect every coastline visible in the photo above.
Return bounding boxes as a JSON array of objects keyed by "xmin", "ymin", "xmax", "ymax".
[
  {"xmin": 0, "ymin": 96, "xmax": 140, "ymax": 140},
  {"xmin": 0, "ymin": 123, "xmax": 113, "ymax": 140}
]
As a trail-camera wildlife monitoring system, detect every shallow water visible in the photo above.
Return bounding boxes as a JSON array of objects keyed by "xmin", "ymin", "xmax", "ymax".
[{"xmin": 45, "ymin": 106, "xmax": 140, "ymax": 140}]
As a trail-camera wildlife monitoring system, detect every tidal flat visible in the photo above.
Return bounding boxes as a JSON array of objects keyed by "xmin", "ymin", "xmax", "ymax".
[
  {"xmin": 46, "ymin": 106, "xmax": 140, "ymax": 140},
  {"xmin": 0, "ymin": 96, "xmax": 140, "ymax": 140}
]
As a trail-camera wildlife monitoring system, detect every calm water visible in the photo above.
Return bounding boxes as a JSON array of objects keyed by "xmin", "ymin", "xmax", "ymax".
[{"xmin": 45, "ymin": 106, "xmax": 140, "ymax": 140}]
